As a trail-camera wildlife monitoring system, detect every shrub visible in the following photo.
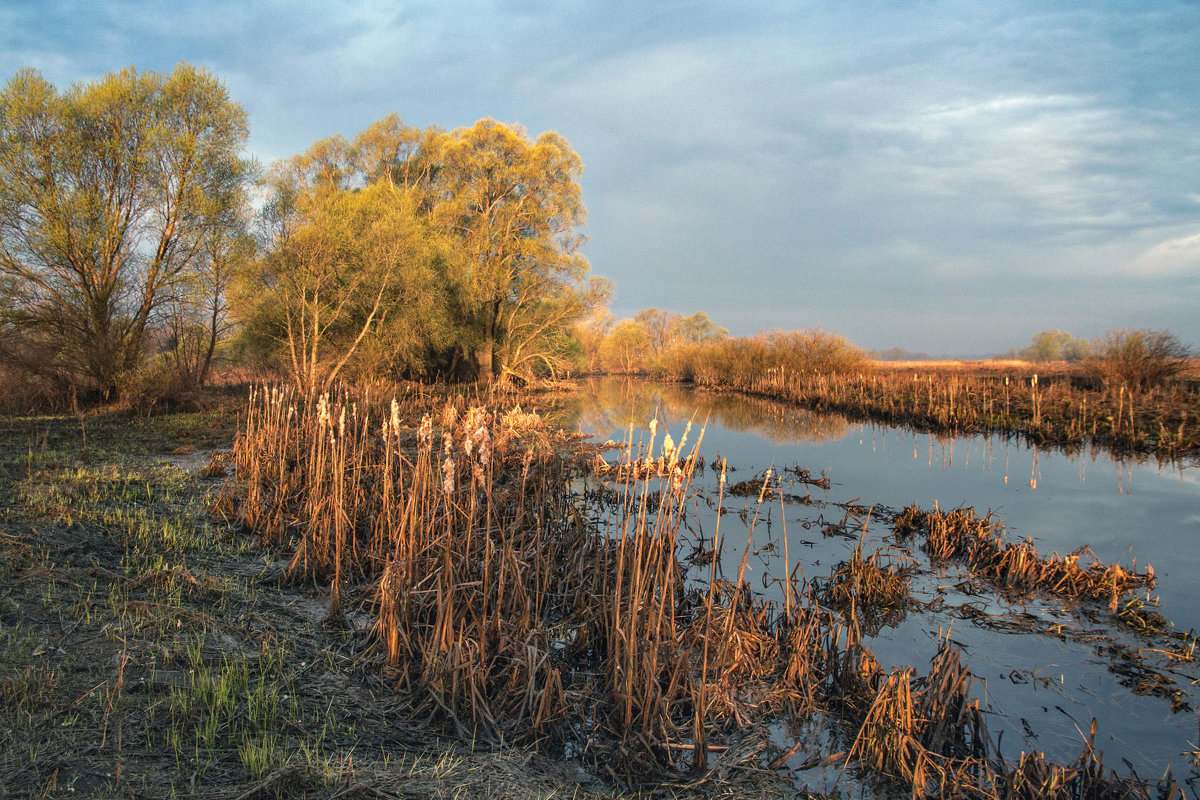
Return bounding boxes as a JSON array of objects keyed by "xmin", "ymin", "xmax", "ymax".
[
  {"xmin": 1086, "ymin": 329, "xmax": 1192, "ymax": 392},
  {"xmin": 650, "ymin": 328, "xmax": 868, "ymax": 385}
]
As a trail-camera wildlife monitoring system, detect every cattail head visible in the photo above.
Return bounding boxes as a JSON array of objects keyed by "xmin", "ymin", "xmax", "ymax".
[
  {"xmin": 758, "ymin": 467, "xmax": 773, "ymax": 503},
  {"xmin": 476, "ymin": 424, "xmax": 491, "ymax": 467},
  {"xmin": 678, "ymin": 420, "xmax": 693, "ymax": 453},
  {"xmin": 442, "ymin": 456, "xmax": 455, "ymax": 494},
  {"xmin": 417, "ymin": 414, "xmax": 433, "ymax": 449}
]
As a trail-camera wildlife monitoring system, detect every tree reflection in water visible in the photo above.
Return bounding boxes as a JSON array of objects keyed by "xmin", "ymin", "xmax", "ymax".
[{"xmin": 559, "ymin": 377, "xmax": 851, "ymax": 446}]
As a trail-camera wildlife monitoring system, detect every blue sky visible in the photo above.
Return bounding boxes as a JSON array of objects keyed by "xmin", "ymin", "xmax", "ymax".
[{"xmin": 3, "ymin": 1, "xmax": 1198, "ymax": 354}]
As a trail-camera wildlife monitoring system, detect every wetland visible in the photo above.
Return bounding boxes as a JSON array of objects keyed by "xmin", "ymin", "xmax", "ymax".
[
  {"xmin": 2, "ymin": 379, "xmax": 1197, "ymax": 799},
  {"xmin": 564, "ymin": 377, "xmax": 1200, "ymax": 794}
]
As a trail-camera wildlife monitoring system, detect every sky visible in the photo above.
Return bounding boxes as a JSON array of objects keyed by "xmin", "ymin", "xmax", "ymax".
[{"xmin": 3, "ymin": 0, "xmax": 1198, "ymax": 355}]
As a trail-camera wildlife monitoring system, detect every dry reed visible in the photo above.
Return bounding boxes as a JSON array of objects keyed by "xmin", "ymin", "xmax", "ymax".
[{"xmin": 214, "ymin": 384, "xmax": 1185, "ymax": 797}]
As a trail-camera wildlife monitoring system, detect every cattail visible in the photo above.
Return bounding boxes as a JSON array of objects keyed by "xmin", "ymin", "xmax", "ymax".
[
  {"xmin": 662, "ymin": 431, "xmax": 676, "ymax": 466},
  {"xmin": 476, "ymin": 423, "xmax": 491, "ymax": 467},
  {"xmin": 677, "ymin": 420, "xmax": 693, "ymax": 453},
  {"xmin": 442, "ymin": 455, "xmax": 455, "ymax": 494},
  {"xmin": 758, "ymin": 467, "xmax": 773, "ymax": 503},
  {"xmin": 520, "ymin": 448, "xmax": 534, "ymax": 482},
  {"xmin": 417, "ymin": 414, "xmax": 433, "ymax": 450}
]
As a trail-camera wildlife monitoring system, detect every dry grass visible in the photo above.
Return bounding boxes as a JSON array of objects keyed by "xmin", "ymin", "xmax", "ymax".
[
  {"xmin": 213, "ymin": 384, "xmax": 1188, "ymax": 799},
  {"xmin": 686, "ymin": 361, "xmax": 1200, "ymax": 459},
  {"xmin": 899, "ymin": 504, "xmax": 1156, "ymax": 613}
]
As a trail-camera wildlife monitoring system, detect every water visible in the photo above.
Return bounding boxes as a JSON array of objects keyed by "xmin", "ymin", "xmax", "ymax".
[{"xmin": 561, "ymin": 377, "xmax": 1200, "ymax": 791}]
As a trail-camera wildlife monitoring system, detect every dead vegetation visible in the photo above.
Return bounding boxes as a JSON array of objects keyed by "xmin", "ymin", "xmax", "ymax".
[
  {"xmin": 690, "ymin": 361, "xmax": 1200, "ymax": 460},
  {"xmin": 210, "ymin": 385, "xmax": 1188, "ymax": 798},
  {"xmin": 0, "ymin": 402, "xmax": 779, "ymax": 800}
]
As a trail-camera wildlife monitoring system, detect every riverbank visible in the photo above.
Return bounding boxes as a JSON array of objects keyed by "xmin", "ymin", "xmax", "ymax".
[
  {"xmin": 664, "ymin": 360, "xmax": 1200, "ymax": 460},
  {"xmin": 0, "ymin": 400, "xmax": 777, "ymax": 799}
]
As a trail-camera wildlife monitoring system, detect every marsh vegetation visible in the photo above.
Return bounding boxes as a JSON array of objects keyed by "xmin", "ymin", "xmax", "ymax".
[{"xmin": 3, "ymin": 61, "xmax": 1199, "ymax": 800}]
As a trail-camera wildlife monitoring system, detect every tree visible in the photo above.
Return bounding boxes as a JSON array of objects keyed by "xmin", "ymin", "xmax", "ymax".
[
  {"xmin": 634, "ymin": 308, "xmax": 674, "ymax": 355},
  {"xmin": 575, "ymin": 309, "xmax": 614, "ymax": 373},
  {"xmin": 631, "ymin": 308, "xmax": 728, "ymax": 358},
  {"xmin": 0, "ymin": 64, "xmax": 252, "ymax": 399},
  {"xmin": 429, "ymin": 119, "xmax": 604, "ymax": 382},
  {"xmin": 1019, "ymin": 330, "xmax": 1090, "ymax": 362},
  {"xmin": 348, "ymin": 113, "xmax": 435, "ymax": 190},
  {"xmin": 165, "ymin": 220, "xmax": 256, "ymax": 393},
  {"xmin": 602, "ymin": 319, "xmax": 650, "ymax": 373},
  {"xmin": 672, "ymin": 311, "xmax": 728, "ymax": 345},
  {"xmin": 238, "ymin": 181, "xmax": 449, "ymax": 396}
]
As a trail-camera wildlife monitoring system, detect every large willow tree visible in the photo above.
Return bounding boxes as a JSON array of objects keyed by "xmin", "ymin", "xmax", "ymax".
[
  {"xmin": 430, "ymin": 119, "xmax": 608, "ymax": 382},
  {"xmin": 0, "ymin": 64, "xmax": 252, "ymax": 399}
]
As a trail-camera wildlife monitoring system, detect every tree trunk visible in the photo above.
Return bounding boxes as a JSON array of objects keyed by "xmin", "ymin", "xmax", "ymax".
[{"xmin": 475, "ymin": 340, "xmax": 494, "ymax": 383}]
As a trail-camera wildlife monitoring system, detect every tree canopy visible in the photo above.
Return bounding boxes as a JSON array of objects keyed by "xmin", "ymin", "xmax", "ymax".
[
  {"xmin": 1019, "ymin": 330, "xmax": 1090, "ymax": 362},
  {"xmin": 0, "ymin": 64, "xmax": 252, "ymax": 399},
  {"xmin": 239, "ymin": 182, "xmax": 449, "ymax": 395},
  {"xmin": 428, "ymin": 119, "xmax": 608, "ymax": 382},
  {"xmin": 238, "ymin": 115, "xmax": 607, "ymax": 390}
]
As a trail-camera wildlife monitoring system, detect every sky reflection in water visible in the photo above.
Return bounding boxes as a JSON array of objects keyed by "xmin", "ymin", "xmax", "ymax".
[{"xmin": 563, "ymin": 378, "xmax": 1200, "ymax": 783}]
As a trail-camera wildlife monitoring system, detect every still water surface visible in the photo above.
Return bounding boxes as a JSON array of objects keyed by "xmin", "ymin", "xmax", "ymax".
[{"xmin": 561, "ymin": 378, "xmax": 1200, "ymax": 791}]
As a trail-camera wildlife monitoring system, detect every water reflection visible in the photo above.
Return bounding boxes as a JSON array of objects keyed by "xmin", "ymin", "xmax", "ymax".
[
  {"xmin": 561, "ymin": 376, "xmax": 851, "ymax": 445},
  {"xmin": 569, "ymin": 378, "xmax": 1200, "ymax": 788}
]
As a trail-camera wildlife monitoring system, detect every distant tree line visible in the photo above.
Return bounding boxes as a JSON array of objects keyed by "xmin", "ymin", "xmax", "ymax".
[
  {"xmin": 576, "ymin": 307, "xmax": 729, "ymax": 374},
  {"xmin": 577, "ymin": 310, "xmax": 870, "ymax": 380}
]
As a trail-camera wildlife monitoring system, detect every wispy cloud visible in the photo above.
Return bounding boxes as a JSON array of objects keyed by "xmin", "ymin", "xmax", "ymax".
[{"xmin": 1127, "ymin": 231, "xmax": 1200, "ymax": 277}]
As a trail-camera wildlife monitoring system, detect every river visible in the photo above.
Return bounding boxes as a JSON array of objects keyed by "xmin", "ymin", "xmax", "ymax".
[{"xmin": 559, "ymin": 377, "xmax": 1200, "ymax": 794}]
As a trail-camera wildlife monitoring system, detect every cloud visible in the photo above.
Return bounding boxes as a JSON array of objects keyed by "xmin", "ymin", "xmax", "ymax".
[
  {"xmin": 1126, "ymin": 231, "xmax": 1200, "ymax": 277},
  {"xmin": 3, "ymin": 0, "xmax": 1199, "ymax": 353}
]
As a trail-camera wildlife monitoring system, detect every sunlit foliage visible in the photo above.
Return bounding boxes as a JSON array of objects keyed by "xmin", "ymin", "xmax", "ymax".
[
  {"xmin": 0, "ymin": 64, "xmax": 252, "ymax": 401},
  {"xmin": 1086, "ymin": 328, "xmax": 1192, "ymax": 392},
  {"xmin": 1018, "ymin": 330, "xmax": 1090, "ymax": 363},
  {"xmin": 239, "ymin": 115, "xmax": 607, "ymax": 389}
]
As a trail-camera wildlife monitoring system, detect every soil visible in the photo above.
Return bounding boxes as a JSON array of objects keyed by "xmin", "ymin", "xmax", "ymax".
[{"xmin": 0, "ymin": 400, "xmax": 782, "ymax": 799}]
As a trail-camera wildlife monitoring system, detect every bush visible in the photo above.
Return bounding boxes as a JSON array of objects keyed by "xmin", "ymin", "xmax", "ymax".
[
  {"xmin": 1086, "ymin": 329, "xmax": 1192, "ymax": 392},
  {"xmin": 651, "ymin": 328, "xmax": 869, "ymax": 385}
]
